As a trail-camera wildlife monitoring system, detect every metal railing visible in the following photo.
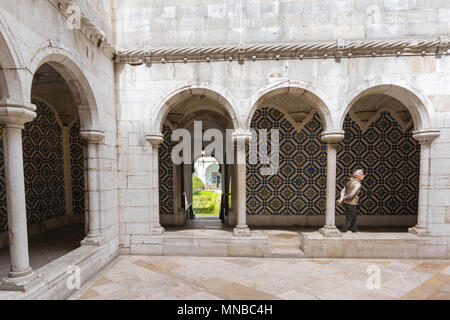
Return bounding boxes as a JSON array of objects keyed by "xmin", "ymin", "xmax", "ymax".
[{"xmin": 183, "ymin": 193, "xmax": 195, "ymax": 220}]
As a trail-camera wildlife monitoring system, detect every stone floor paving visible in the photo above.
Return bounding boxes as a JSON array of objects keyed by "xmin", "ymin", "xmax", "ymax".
[{"xmin": 69, "ymin": 256, "xmax": 450, "ymax": 300}]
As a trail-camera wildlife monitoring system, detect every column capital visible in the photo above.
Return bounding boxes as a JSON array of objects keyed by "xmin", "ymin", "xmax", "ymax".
[
  {"xmin": 321, "ymin": 131, "xmax": 345, "ymax": 144},
  {"xmin": 0, "ymin": 100, "xmax": 37, "ymax": 128},
  {"xmin": 80, "ymin": 129, "xmax": 105, "ymax": 144},
  {"xmin": 146, "ymin": 132, "xmax": 164, "ymax": 147},
  {"xmin": 232, "ymin": 129, "xmax": 253, "ymax": 143},
  {"xmin": 412, "ymin": 129, "xmax": 440, "ymax": 144}
]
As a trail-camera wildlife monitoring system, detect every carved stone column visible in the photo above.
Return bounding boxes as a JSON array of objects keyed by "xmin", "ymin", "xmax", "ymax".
[
  {"xmin": 232, "ymin": 130, "xmax": 252, "ymax": 237},
  {"xmin": 409, "ymin": 129, "xmax": 440, "ymax": 236},
  {"xmin": 80, "ymin": 130, "xmax": 105, "ymax": 246},
  {"xmin": 0, "ymin": 101, "xmax": 39, "ymax": 292},
  {"xmin": 319, "ymin": 131, "xmax": 345, "ymax": 237},
  {"xmin": 146, "ymin": 133, "xmax": 165, "ymax": 235}
]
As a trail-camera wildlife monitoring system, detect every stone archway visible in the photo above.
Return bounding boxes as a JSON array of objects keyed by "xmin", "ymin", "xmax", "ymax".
[
  {"xmin": 340, "ymin": 83, "xmax": 439, "ymax": 234},
  {"xmin": 28, "ymin": 47, "xmax": 108, "ymax": 248},
  {"xmin": 245, "ymin": 84, "xmax": 331, "ymax": 227},
  {"xmin": 0, "ymin": 18, "xmax": 38, "ymax": 289},
  {"xmin": 340, "ymin": 81, "xmax": 435, "ymax": 132},
  {"xmin": 151, "ymin": 83, "xmax": 241, "ymax": 134},
  {"xmin": 28, "ymin": 46, "xmax": 102, "ymax": 132},
  {"xmin": 147, "ymin": 85, "xmax": 239, "ymax": 232},
  {"xmin": 0, "ymin": 14, "xmax": 27, "ymax": 103},
  {"xmin": 246, "ymin": 80, "xmax": 335, "ymax": 132}
]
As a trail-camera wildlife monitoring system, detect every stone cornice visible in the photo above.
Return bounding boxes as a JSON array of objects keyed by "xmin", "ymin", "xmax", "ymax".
[
  {"xmin": 116, "ymin": 37, "xmax": 449, "ymax": 66},
  {"xmin": 48, "ymin": 0, "xmax": 116, "ymax": 59}
]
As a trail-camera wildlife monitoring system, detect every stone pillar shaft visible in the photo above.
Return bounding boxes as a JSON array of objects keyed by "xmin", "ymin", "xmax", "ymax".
[
  {"xmin": 409, "ymin": 129, "xmax": 440, "ymax": 236},
  {"xmin": 236, "ymin": 142, "xmax": 247, "ymax": 228},
  {"xmin": 147, "ymin": 133, "xmax": 165, "ymax": 235},
  {"xmin": 319, "ymin": 131, "xmax": 344, "ymax": 237},
  {"xmin": 85, "ymin": 143, "xmax": 101, "ymax": 238},
  {"xmin": 80, "ymin": 130, "xmax": 105, "ymax": 245},
  {"xmin": 151, "ymin": 145, "xmax": 164, "ymax": 233},
  {"xmin": 232, "ymin": 131, "xmax": 252, "ymax": 237},
  {"xmin": 0, "ymin": 102, "xmax": 38, "ymax": 291},
  {"xmin": 325, "ymin": 143, "xmax": 338, "ymax": 227},
  {"xmin": 3, "ymin": 126, "xmax": 32, "ymax": 277},
  {"xmin": 417, "ymin": 142, "xmax": 430, "ymax": 228}
]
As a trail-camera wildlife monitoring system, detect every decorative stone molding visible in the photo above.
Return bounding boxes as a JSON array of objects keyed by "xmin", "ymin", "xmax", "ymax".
[
  {"xmin": 47, "ymin": 0, "xmax": 115, "ymax": 59},
  {"xmin": 232, "ymin": 130, "xmax": 253, "ymax": 143},
  {"xmin": 321, "ymin": 131, "xmax": 345, "ymax": 144},
  {"xmin": 0, "ymin": 101, "xmax": 37, "ymax": 128},
  {"xmin": 412, "ymin": 129, "xmax": 440, "ymax": 144},
  {"xmin": 146, "ymin": 132, "xmax": 165, "ymax": 148},
  {"xmin": 116, "ymin": 37, "xmax": 449, "ymax": 65},
  {"xmin": 80, "ymin": 129, "xmax": 105, "ymax": 144}
]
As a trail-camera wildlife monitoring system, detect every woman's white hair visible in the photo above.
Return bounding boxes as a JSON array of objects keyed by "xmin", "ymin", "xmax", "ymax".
[{"xmin": 353, "ymin": 169, "xmax": 364, "ymax": 177}]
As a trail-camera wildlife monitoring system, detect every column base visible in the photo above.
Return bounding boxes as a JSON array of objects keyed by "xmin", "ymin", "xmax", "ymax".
[
  {"xmin": 233, "ymin": 226, "xmax": 251, "ymax": 237},
  {"xmin": 0, "ymin": 270, "xmax": 42, "ymax": 292},
  {"xmin": 409, "ymin": 226, "xmax": 431, "ymax": 236},
  {"xmin": 319, "ymin": 226, "xmax": 342, "ymax": 238},
  {"xmin": 152, "ymin": 226, "xmax": 165, "ymax": 235},
  {"xmin": 81, "ymin": 236, "xmax": 105, "ymax": 246}
]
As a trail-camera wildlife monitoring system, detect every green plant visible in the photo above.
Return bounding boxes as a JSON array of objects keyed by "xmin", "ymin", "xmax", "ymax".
[
  {"xmin": 193, "ymin": 191, "xmax": 220, "ymax": 215},
  {"xmin": 192, "ymin": 176, "xmax": 205, "ymax": 194}
]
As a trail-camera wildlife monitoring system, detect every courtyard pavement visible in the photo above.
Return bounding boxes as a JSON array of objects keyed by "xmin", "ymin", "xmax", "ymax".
[{"xmin": 69, "ymin": 256, "xmax": 450, "ymax": 300}]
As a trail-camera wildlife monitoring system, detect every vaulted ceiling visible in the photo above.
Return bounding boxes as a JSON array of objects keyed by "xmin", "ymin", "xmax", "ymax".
[{"xmin": 31, "ymin": 64, "xmax": 79, "ymax": 126}]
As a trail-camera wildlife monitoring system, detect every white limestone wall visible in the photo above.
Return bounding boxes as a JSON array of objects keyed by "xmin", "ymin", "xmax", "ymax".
[
  {"xmin": 0, "ymin": 1, "xmax": 119, "ymax": 246},
  {"xmin": 73, "ymin": 0, "xmax": 113, "ymax": 40},
  {"xmin": 116, "ymin": 53, "xmax": 450, "ymax": 257},
  {"xmin": 114, "ymin": 0, "xmax": 450, "ymax": 48}
]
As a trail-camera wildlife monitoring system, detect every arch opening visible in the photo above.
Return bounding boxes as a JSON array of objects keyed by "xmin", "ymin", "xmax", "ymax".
[
  {"xmin": 246, "ymin": 83, "xmax": 334, "ymax": 132},
  {"xmin": 246, "ymin": 87, "xmax": 329, "ymax": 219},
  {"xmin": 0, "ymin": 20, "xmax": 24, "ymax": 103},
  {"xmin": 341, "ymin": 84, "xmax": 434, "ymax": 132},
  {"xmin": 153, "ymin": 86, "xmax": 239, "ymax": 134},
  {"xmin": 337, "ymin": 92, "xmax": 421, "ymax": 230},
  {"xmin": 192, "ymin": 157, "xmax": 222, "ymax": 218},
  {"xmin": 29, "ymin": 53, "xmax": 101, "ymax": 132},
  {"xmin": 0, "ymin": 61, "xmax": 90, "ymax": 276},
  {"xmin": 157, "ymin": 90, "xmax": 236, "ymax": 229}
]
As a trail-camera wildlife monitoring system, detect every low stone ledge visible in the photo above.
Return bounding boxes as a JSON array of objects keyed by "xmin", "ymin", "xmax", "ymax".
[
  {"xmin": 0, "ymin": 241, "xmax": 120, "ymax": 300},
  {"xmin": 300, "ymin": 232, "xmax": 434, "ymax": 259},
  {"xmin": 127, "ymin": 230, "xmax": 270, "ymax": 258}
]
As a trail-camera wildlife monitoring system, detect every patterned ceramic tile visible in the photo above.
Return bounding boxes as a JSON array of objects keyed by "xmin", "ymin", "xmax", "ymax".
[
  {"xmin": 0, "ymin": 99, "xmax": 85, "ymax": 231},
  {"xmin": 159, "ymin": 125, "xmax": 174, "ymax": 215},
  {"xmin": 336, "ymin": 112, "xmax": 420, "ymax": 216}
]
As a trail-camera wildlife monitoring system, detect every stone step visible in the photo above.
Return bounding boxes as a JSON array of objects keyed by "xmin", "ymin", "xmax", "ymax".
[{"xmin": 265, "ymin": 248, "xmax": 306, "ymax": 259}]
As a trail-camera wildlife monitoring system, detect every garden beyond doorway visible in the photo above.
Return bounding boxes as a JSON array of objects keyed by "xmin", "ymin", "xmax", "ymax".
[{"xmin": 192, "ymin": 157, "xmax": 222, "ymax": 218}]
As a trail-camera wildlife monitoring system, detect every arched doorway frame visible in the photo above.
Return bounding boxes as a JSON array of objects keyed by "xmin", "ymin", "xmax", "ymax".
[
  {"xmin": 28, "ymin": 44, "xmax": 106, "ymax": 245},
  {"xmin": 341, "ymin": 80, "xmax": 439, "ymax": 236},
  {"xmin": 147, "ymin": 83, "xmax": 241, "ymax": 233}
]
